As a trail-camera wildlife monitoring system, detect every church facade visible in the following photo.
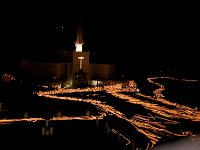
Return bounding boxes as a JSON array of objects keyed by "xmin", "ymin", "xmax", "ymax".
[{"xmin": 20, "ymin": 25, "xmax": 115, "ymax": 87}]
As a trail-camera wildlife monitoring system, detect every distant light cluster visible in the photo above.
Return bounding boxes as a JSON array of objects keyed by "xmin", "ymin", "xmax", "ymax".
[{"xmin": 1, "ymin": 73, "xmax": 15, "ymax": 82}]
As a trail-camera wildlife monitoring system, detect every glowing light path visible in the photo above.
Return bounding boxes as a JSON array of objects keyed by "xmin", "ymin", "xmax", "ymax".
[
  {"xmin": 35, "ymin": 78, "xmax": 200, "ymax": 148},
  {"xmin": 1, "ymin": 77, "xmax": 200, "ymax": 149},
  {"xmin": 0, "ymin": 114, "xmax": 106, "ymax": 124}
]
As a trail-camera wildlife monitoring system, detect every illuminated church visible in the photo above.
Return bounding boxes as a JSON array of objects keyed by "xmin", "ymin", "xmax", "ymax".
[{"xmin": 20, "ymin": 24, "xmax": 115, "ymax": 87}]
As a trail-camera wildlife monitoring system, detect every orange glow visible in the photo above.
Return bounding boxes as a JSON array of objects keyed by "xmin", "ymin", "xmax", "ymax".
[{"xmin": 1, "ymin": 78, "xmax": 199, "ymax": 149}]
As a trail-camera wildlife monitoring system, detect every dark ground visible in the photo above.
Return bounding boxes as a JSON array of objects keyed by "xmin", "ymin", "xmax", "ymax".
[{"xmin": 0, "ymin": 120, "xmax": 129, "ymax": 150}]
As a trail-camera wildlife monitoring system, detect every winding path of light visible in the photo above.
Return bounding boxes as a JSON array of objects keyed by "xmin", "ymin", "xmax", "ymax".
[
  {"xmin": 36, "ymin": 79, "xmax": 200, "ymax": 148},
  {"xmin": 1, "ymin": 78, "xmax": 200, "ymax": 149}
]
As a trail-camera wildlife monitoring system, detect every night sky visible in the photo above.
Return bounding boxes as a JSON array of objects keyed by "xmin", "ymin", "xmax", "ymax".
[{"xmin": 0, "ymin": 2, "xmax": 199, "ymax": 77}]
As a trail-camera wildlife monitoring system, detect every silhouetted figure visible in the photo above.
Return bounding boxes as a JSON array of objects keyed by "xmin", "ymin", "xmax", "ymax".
[
  {"xmin": 117, "ymin": 130, "xmax": 120, "ymax": 141},
  {"xmin": 86, "ymin": 110, "xmax": 90, "ymax": 117},
  {"xmin": 45, "ymin": 120, "xmax": 49, "ymax": 128},
  {"xmin": 105, "ymin": 123, "xmax": 110, "ymax": 134},
  {"xmin": 96, "ymin": 116, "xmax": 99, "ymax": 127},
  {"xmin": 46, "ymin": 130, "xmax": 49, "ymax": 135},
  {"xmin": 131, "ymin": 139, "xmax": 135, "ymax": 150},
  {"xmin": 24, "ymin": 112, "xmax": 29, "ymax": 119},
  {"xmin": 42, "ymin": 127, "xmax": 45, "ymax": 135},
  {"xmin": 50, "ymin": 127, "xmax": 53, "ymax": 135},
  {"xmin": 57, "ymin": 111, "xmax": 61, "ymax": 117},
  {"xmin": 0, "ymin": 103, "xmax": 2, "ymax": 111}
]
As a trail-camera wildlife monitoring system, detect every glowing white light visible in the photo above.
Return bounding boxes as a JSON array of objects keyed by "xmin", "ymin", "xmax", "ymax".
[
  {"xmin": 91, "ymin": 80, "xmax": 98, "ymax": 86},
  {"xmin": 90, "ymin": 80, "xmax": 103, "ymax": 86},
  {"xmin": 75, "ymin": 43, "xmax": 83, "ymax": 52}
]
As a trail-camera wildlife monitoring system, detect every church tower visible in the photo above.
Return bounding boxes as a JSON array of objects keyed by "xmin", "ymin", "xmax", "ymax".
[
  {"xmin": 72, "ymin": 23, "xmax": 89, "ymax": 87},
  {"xmin": 75, "ymin": 23, "xmax": 84, "ymax": 52}
]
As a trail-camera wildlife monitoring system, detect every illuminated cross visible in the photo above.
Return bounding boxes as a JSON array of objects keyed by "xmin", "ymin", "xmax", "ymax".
[{"xmin": 78, "ymin": 56, "xmax": 84, "ymax": 69}]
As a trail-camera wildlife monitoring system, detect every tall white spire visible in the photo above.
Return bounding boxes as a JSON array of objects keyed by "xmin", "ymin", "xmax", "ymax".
[{"xmin": 75, "ymin": 23, "xmax": 84, "ymax": 52}]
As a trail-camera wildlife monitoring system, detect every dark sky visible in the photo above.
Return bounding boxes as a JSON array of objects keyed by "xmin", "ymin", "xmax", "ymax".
[{"xmin": 0, "ymin": 2, "xmax": 199, "ymax": 75}]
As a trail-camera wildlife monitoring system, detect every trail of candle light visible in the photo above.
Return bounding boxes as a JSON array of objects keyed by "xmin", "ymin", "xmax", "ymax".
[
  {"xmin": 1, "ymin": 77, "xmax": 199, "ymax": 149},
  {"xmin": 36, "ymin": 80, "xmax": 189, "ymax": 148}
]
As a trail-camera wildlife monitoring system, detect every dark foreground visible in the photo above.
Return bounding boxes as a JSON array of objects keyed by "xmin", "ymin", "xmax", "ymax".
[{"xmin": 0, "ymin": 119, "xmax": 132, "ymax": 150}]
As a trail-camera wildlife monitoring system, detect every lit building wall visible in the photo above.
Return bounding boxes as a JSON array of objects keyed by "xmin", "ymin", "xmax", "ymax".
[
  {"xmin": 65, "ymin": 63, "xmax": 73, "ymax": 85},
  {"xmin": 21, "ymin": 51, "xmax": 116, "ymax": 87},
  {"xmin": 89, "ymin": 63, "xmax": 116, "ymax": 80},
  {"xmin": 88, "ymin": 63, "xmax": 95, "ymax": 80},
  {"xmin": 21, "ymin": 61, "xmax": 68, "ymax": 82}
]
